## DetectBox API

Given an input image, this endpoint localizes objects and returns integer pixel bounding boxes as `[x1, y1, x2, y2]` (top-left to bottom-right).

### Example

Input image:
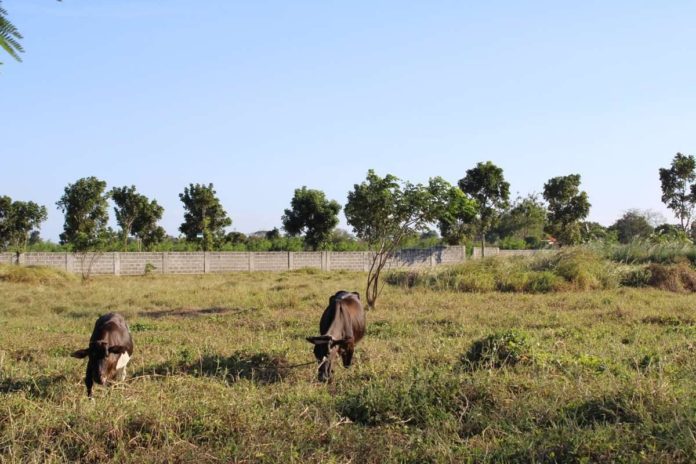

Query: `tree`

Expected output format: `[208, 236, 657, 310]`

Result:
[0, 1, 23, 65]
[0, 195, 47, 260]
[493, 194, 547, 246]
[56, 177, 111, 251]
[609, 210, 654, 244]
[435, 178, 478, 245]
[345, 171, 453, 308]
[659, 153, 696, 233]
[580, 222, 613, 243]
[458, 161, 510, 256]
[282, 187, 341, 250]
[542, 174, 591, 246]
[179, 183, 231, 251]
[111, 185, 165, 250]
[653, 223, 689, 243]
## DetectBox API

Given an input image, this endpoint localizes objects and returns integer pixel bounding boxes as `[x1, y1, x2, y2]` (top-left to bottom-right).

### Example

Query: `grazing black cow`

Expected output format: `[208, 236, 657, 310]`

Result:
[306, 290, 366, 382]
[71, 313, 134, 398]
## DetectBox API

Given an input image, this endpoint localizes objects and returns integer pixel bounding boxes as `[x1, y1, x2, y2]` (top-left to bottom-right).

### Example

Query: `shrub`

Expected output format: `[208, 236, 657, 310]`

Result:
[499, 236, 527, 250]
[385, 270, 423, 288]
[620, 266, 652, 287]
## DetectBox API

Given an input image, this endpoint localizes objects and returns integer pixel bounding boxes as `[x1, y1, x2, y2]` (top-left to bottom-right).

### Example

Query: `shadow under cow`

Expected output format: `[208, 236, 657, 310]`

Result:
[137, 351, 291, 385]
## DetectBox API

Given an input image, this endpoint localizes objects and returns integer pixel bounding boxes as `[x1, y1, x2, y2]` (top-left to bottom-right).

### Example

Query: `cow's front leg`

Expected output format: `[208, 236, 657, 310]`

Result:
[85, 365, 94, 398]
[115, 352, 130, 382]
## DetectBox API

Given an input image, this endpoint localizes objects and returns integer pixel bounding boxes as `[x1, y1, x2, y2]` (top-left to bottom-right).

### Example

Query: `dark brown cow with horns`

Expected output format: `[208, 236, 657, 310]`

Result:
[71, 313, 134, 398]
[306, 290, 366, 382]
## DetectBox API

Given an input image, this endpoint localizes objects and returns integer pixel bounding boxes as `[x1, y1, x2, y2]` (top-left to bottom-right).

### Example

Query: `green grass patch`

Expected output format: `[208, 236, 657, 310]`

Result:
[462, 329, 532, 369]
[1, 270, 695, 462]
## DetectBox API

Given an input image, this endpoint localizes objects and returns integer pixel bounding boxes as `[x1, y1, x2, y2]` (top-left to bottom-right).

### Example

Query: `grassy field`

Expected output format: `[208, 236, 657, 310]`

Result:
[1, 263, 696, 463]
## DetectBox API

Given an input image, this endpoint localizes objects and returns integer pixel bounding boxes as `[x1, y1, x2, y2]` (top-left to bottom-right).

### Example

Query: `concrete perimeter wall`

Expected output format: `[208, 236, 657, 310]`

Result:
[0, 247, 553, 275]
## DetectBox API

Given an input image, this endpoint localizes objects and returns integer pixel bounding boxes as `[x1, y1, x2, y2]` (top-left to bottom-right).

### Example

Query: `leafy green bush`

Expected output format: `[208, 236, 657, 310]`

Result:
[498, 236, 527, 250]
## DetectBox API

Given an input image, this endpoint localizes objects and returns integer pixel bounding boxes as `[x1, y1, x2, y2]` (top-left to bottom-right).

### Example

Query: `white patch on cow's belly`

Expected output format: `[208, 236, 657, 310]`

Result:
[116, 352, 130, 370]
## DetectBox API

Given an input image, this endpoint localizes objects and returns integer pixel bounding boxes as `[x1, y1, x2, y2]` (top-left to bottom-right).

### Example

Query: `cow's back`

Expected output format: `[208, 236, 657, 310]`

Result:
[91, 313, 133, 355]
[341, 295, 365, 343]
[319, 291, 365, 343]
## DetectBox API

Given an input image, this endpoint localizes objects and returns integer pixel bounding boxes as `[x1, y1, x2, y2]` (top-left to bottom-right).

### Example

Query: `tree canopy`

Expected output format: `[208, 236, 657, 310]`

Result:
[542, 174, 591, 246]
[659, 153, 696, 232]
[458, 161, 510, 255]
[179, 183, 232, 251]
[432, 177, 477, 245]
[111, 186, 165, 250]
[609, 210, 654, 244]
[282, 187, 341, 250]
[493, 194, 547, 246]
[56, 177, 111, 251]
[345, 170, 455, 308]
[0, 195, 47, 256]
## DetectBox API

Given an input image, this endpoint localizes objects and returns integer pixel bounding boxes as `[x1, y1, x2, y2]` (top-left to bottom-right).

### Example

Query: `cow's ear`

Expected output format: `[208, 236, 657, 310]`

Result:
[71, 349, 89, 359]
[353, 292, 360, 300]
[108, 345, 128, 354]
[306, 336, 332, 345]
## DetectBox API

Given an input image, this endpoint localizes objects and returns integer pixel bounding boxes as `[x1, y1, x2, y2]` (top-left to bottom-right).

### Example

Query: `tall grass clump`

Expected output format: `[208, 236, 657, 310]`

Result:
[646, 262, 696, 292]
[540, 248, 619, 290]
[598, 240, 696, 265]
[0, 264, 76, 285]
[387, 248, 618, 293]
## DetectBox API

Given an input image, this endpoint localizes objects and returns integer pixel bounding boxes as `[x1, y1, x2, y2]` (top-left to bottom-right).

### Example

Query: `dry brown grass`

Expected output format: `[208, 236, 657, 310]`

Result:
[647, 262, 696, 292]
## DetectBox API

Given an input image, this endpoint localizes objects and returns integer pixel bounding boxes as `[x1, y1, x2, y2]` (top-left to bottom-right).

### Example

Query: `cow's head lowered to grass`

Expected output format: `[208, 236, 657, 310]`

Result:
[71, 313, 134, 397]
[307, 291, 366, 382]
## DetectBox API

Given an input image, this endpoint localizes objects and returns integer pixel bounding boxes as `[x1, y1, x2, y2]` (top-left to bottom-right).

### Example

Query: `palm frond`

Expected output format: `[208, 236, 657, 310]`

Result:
[0, 0, 24, 63]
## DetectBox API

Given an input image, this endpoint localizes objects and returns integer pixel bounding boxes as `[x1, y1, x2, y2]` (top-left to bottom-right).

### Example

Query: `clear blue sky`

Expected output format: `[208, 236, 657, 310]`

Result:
[2, 1, 695, 241]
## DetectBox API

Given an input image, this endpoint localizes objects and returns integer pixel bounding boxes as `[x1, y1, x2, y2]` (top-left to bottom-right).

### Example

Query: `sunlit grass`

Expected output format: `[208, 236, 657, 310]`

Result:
[1, 267, 695, 462]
